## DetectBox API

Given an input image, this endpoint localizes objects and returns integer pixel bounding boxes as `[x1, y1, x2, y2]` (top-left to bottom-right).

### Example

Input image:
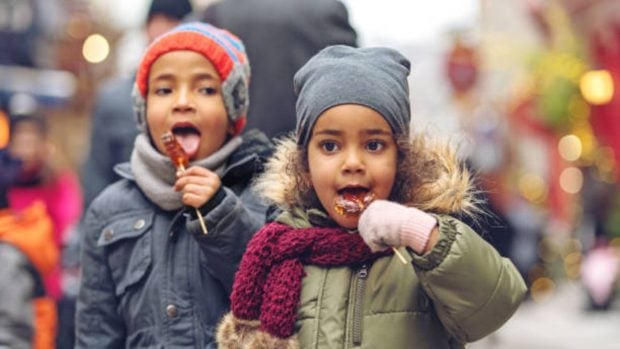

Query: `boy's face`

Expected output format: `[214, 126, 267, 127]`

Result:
[146, 50, 233, 161]
[307, 104, 398, 229]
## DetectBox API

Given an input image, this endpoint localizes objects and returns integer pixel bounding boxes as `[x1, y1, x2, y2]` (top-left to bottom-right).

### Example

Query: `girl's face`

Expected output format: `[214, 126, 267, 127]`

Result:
[307, 104, 398, 229]
[146, 50, 233, 161]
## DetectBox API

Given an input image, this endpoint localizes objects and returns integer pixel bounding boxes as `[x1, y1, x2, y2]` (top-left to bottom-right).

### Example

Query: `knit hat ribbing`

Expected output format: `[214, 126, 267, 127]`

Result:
[132, 22, 250, 135]
[294, 45, 411, 146]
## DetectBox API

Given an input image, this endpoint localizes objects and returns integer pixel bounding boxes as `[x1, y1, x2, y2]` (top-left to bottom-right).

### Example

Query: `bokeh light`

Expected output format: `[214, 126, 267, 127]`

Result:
[0, 110, 9, 148]
[530, 277, 556, 303]
[558, 134, 582, 161]
[82, 34, 110, 64]
[559, 166, 583, 194]
[580, 70, 614, 105]
[518, 173, 548, 203]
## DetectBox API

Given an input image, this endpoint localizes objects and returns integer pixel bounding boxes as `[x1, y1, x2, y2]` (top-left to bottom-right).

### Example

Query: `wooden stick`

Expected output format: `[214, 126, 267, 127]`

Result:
[195, 208, 208, 235]
[179, 164, 208, 235]
[393, 247, 408, 264]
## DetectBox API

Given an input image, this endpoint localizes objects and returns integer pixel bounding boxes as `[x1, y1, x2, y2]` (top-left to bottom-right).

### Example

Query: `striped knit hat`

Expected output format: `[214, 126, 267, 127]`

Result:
[132, 22, 250, 135]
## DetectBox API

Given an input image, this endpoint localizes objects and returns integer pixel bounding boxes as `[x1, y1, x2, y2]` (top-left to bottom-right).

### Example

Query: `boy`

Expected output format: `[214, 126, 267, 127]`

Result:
[76, 22, 272, 348]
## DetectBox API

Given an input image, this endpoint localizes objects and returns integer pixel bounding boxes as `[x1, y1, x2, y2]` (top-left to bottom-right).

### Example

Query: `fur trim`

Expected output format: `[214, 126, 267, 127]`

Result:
[252, 136, 299, 209]
[216, 313, 299, 349]
[253, 133, 481, 217]
[404, 134, 481, 216]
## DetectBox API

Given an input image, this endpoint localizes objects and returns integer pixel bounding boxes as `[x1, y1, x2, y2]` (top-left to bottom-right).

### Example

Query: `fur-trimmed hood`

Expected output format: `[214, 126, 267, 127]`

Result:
[253, 133, 480, 217]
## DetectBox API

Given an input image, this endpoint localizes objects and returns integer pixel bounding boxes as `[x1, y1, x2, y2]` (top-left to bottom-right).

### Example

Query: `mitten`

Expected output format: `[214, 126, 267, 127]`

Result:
[358, 200, 437, 254]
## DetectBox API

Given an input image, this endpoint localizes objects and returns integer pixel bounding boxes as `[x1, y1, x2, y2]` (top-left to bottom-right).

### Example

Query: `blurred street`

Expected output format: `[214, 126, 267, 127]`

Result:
[470, 281, 620, 349]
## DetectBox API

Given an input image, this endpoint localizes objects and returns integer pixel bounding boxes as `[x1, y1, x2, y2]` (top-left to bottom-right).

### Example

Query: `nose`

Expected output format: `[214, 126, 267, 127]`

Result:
[173, 87, 193, 112]
[341, 147, 365, 174]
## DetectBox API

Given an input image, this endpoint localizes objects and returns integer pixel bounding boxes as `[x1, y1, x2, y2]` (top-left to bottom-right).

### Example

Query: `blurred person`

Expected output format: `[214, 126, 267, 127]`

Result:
[578, 167, 620, 310]
[0, 0, 41, 67]
[75, 22, 273, 348]
[0, 147, 58, 349]
[80, 0, 193, 209]
[7, 112, 82, 348]
[196, 0, 358, 139]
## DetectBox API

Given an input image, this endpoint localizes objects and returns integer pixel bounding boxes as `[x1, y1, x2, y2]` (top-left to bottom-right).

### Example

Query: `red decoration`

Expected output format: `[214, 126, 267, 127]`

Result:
[590, 30, 620, 180]
[446, 38, 479, 94]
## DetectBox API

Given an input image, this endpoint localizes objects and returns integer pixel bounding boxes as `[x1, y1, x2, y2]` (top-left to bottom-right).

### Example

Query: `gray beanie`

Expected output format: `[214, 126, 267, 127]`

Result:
[294, 45, 411, 146]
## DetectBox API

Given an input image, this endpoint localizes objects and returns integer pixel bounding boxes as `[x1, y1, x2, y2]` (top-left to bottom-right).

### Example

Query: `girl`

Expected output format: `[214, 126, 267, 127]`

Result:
[217, 45, 526, 348]
[76, 23, 273, 348]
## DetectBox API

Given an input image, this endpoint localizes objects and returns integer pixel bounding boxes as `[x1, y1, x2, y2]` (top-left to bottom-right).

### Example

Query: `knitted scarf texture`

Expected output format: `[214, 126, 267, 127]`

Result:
[130, 133, 242, 210]
[228, 221, 389, 341]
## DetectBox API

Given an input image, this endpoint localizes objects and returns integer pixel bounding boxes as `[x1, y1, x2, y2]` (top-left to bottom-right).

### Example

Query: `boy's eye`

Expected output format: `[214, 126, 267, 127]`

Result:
[366, 140, 385, 152]
[320, 141, 339, 153]
[199, 86, 218, 95]
[153, 87, 172, 95]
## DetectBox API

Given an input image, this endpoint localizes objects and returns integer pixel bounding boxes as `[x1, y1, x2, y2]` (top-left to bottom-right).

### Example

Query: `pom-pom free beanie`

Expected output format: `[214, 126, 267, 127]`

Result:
[132, 22, 250, 135]
[294, 45, 411, 146]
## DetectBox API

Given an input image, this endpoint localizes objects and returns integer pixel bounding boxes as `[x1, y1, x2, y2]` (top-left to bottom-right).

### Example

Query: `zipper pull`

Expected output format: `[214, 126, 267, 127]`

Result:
[358, 264, 368, 279]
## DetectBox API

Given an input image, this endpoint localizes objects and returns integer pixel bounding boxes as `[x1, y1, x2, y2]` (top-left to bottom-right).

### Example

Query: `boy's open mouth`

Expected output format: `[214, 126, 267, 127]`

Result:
[172, 124, 201, 158]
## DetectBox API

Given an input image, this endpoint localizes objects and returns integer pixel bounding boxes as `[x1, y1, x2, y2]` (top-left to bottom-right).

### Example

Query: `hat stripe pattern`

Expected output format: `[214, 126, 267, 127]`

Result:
[132, 22, 250, 135]
[182, 24, 246, 64]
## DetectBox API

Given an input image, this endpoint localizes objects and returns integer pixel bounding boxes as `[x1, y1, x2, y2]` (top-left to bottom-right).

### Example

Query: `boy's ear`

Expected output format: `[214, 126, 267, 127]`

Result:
[227, 122, 235, 136]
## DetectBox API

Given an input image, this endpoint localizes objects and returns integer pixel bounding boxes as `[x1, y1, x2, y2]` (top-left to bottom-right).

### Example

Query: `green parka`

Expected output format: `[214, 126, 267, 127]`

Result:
[279, 210, 525, 348]
[218, 135, 527, 349]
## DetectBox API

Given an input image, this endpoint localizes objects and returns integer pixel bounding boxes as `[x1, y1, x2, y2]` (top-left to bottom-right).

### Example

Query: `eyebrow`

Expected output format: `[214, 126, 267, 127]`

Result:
[313, 128, 393, 136]
[150, 72, 219, 83]
[193, 73, 219, 82]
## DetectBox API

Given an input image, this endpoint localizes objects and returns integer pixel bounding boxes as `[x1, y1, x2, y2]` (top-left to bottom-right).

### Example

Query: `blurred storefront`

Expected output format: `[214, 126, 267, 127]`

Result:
[463, 0, 620, 306]
[0, 0, 123, 169]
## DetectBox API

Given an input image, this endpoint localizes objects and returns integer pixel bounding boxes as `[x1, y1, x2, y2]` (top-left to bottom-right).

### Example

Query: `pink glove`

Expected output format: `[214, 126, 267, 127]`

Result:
[358, 200, 437, 254]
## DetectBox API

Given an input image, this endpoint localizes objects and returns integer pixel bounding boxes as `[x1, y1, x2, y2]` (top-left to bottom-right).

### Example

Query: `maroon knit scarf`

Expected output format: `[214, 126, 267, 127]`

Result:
[230, 221, 389, 339]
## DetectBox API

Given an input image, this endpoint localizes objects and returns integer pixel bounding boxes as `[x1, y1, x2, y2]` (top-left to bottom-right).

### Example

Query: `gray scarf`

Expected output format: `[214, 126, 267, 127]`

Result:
[130, 133, 242, 210]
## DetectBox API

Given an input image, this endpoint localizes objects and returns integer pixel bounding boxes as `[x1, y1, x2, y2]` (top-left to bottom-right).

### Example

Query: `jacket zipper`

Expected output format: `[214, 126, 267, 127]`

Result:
[352, 264, 368, 346]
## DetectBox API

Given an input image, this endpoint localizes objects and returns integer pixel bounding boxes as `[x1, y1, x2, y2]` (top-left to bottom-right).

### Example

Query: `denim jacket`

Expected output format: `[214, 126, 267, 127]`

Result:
[76, 130, 272, 348]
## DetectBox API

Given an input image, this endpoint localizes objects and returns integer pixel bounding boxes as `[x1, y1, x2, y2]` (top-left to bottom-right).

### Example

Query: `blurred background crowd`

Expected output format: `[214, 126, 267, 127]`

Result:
[0, 0, 619, 348]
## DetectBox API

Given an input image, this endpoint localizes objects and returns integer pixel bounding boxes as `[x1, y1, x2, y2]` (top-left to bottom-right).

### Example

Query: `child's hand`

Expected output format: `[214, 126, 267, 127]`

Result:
[358, 200, 437, 254]
[173, 166, 222, 209]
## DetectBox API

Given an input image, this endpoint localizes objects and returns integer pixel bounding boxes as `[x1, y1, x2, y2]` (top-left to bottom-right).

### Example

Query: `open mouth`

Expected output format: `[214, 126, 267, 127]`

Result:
[172, 123, 201, 159]
[337, 186, 369, 199]
[334, 187, 375, 216]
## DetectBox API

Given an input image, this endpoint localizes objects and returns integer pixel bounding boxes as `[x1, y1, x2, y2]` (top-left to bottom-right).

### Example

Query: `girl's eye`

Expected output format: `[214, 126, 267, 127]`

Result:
[320, 141, 339, 153]
[367, 140, 385, 152]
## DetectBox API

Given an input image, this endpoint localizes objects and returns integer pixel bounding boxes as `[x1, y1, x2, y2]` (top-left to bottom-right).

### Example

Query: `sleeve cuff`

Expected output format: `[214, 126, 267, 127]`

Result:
[195, 186, 226, 217]
[401, 208, 437, 254]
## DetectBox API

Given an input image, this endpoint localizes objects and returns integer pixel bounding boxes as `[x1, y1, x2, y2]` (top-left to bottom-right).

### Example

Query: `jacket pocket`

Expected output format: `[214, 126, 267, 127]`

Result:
[97, 211, 154, 296]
